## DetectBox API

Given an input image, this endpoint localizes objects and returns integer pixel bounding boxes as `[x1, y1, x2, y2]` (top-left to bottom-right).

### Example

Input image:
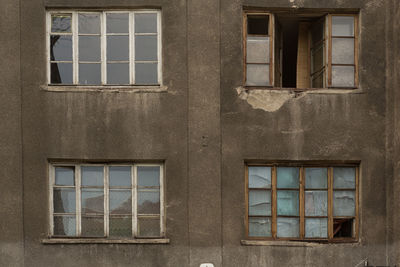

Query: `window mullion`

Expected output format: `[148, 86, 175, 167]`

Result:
[73, 12, 79, 84]
[328, 167, 333, 240]
[49, 164, 55, 236]
[159, 164, 165, 236]
[133, 165, 138, 237]
[272, 166, 277, 239]
[101, 12, 107, 85]
[327, 14, 332, 87]
[299, 167, 305, 239]
[157, 11, 162, 85]
[76, 165, 82, 236]
[130, 12, 135, 84]
[104, 166, 109, 237]
[269, 13, 274, 87]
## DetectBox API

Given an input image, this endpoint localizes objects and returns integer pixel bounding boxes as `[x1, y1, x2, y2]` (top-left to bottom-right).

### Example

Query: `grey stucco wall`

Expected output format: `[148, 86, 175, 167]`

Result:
[0, 0, 398, 266]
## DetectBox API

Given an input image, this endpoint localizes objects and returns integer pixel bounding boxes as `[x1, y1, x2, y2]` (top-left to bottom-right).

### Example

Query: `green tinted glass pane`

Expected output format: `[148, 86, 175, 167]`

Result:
[277, 217, 299, 238]
[277, 167, 299, 188]
[249, 190, 271, 216]
[248, 166, 271, 188]
[334, 167, 356, 189]
[277, 190, 299, 216]
[333, 191, 355, 216]
[305, 168, 327, 189]
[248, 217, 271, 237]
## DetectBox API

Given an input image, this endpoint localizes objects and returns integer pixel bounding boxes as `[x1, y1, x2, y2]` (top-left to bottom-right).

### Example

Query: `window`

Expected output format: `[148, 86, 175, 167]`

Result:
[47, 10, 162, 86]
[245, 164, 359, 242]
[243, 11, 358, 89]
[49, 163, 164, 239]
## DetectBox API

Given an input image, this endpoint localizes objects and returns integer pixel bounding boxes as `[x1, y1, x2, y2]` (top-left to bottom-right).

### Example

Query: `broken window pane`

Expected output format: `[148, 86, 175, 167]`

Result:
[109, 216, 132, 237]
[247, 15, 269, 35]
[135, 13, 158, 33]
[334, 167, 356, 189]
[135, 63, 158, 84]
[81, 188, 104, 214]
[332, 38, 354, 64]
[53, 188, 76, 213]
[54, 215, 76, 236]
[55, 166, 75, 186]
[106, 13, 129, 33]
[109, 190, 132, 214]
[332, 66, 355, 87]
[79, 63, 101, 84]
[138, 190, 160, 214]
[305, 168, 327, 189]
[81, 216, 104, 237]
[277, 190, 299, 216]
[334, 218, 354, 238]
[305, 191, 327, 216]
[249, 166, 271, 188]
[137, 166, 160, 187]
[249, 190, 271, 216]
[79, 36, 101, 62]
[81, 166, 104, 186]
[277, 217, 299, 238]
[78, 13, 100, 34]
[246, 37, 269, 64]
[246, 64, 269, 86]
[333, 191, 355, 216]
[51, 14, 71, 33]
[277, 167, 299, 188]
[135, 35, 158, 61]
[107, 36, 129, 61]
[109, 166, 131, 187]
[51, 63, 73, 84]
[248, 217, 271, 237]
[50, 35, 72, 61]
[107, 63, 129, 84]
[137, 217, 160, 237]
[332, 16, 354, 37]
[305, 218, 328, 238]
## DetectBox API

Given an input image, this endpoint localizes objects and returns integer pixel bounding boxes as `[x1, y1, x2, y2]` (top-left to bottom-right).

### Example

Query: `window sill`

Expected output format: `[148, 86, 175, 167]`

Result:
[243, 86, 363, 94]
[42, 238, 170, 244]
[41, 85, 168, 93]
[241, 239, 360, 247]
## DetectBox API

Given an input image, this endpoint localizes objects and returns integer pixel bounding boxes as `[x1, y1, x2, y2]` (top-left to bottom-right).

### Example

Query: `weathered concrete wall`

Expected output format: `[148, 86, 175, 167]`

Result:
[0, 0, 24, 266]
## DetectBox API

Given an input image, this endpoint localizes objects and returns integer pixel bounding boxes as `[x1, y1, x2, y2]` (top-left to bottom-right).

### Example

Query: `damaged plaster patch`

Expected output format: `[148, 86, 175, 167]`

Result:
[236, 87, 304, 112]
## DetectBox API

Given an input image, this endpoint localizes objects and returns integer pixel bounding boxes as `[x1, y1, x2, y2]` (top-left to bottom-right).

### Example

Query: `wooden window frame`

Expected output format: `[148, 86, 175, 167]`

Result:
[243, 10, 359, 90]
[46, 10, 162, 86]
[245, 163, 359, 243]
[49, 162, 165, 239]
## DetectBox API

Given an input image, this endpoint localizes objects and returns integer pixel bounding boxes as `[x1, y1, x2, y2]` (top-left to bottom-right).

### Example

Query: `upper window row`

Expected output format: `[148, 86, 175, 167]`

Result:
[47, 11, 161, 86]
[244, 11, 359, 89]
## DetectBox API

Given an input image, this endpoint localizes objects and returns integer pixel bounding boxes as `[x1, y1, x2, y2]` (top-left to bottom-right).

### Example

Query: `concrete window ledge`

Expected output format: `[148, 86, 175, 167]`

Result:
[42, 238, 170, 244]
[241, 240, 360, 247]
[41, 85, 168, 93]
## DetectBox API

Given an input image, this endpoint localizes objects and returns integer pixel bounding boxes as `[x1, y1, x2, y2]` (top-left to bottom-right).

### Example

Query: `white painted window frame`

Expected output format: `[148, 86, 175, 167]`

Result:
[49, 163, 165, 239]
[46, 10, 162, 86]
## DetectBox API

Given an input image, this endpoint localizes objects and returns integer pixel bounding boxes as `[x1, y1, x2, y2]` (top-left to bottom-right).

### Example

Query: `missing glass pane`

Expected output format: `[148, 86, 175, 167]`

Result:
[247, 15, 269, 35]
[333, 218, 354, 238]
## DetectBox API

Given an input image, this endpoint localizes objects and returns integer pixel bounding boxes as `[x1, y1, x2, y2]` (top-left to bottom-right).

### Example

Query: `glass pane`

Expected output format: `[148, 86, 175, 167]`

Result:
[53, 188, 76, 213]
[311, 19, 324, 45]
[332, 16, 354, 37]
[334, 167, 356, 189]
[277, 217, 299, 238]
[312, 72, 324, 88]
[79, 36, 101, 61]
[109, 190, 132, 214]
[81, 166, 104, 186]
[247, 15, 269, 35]
[50, 35, 72, 61]
[135, 13, 158, 33]
[107, 63, 129, 84]
[332, 38, 354, 64]
[138, 190, 160, 214]
[311, 45, 324, 72]
[107, 13, 129, 33]
[54, 215, 75, 236]
[277, 190, 299, 216]
[248, 166, 271, 188]
[51, 63, 73, 84]
[137, 166, 160, 187]
[107, 36, 129, 61]
[78, 13, 100, 34]
[79, 63, 101, 85]
[305, 168, 327, 189]
[81, 189, 104, 214]
[246, 64, 269, 86]
[81, 216, 104, 237]
[137, 217, 160, 237]
[248, 217, 271, 237]
[277, 167, 299, 188]
[51, 14, 71, 33]
[249, 190, 271, 216]
[246, 37, 269, 64]
[109, 166, 131, 187]
[135, 35, 158, 61]
[305, 191, 327, 216]
[135, 63, 158, 85]
[55, 166, 75, 186]
[332, 66, 355, 87]
[109, 216, 132, 237]
[305, 218, 328, 238]
[333, 191, 356, 216]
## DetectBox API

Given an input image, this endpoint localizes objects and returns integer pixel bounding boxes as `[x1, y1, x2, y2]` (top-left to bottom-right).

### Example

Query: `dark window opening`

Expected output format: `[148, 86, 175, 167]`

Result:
[247, 15, 269, 35]
[333, 218, 354, 238]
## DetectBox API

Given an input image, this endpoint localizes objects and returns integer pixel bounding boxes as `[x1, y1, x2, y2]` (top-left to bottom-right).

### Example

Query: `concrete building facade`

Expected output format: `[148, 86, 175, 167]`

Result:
[0, 0, 399, 266]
